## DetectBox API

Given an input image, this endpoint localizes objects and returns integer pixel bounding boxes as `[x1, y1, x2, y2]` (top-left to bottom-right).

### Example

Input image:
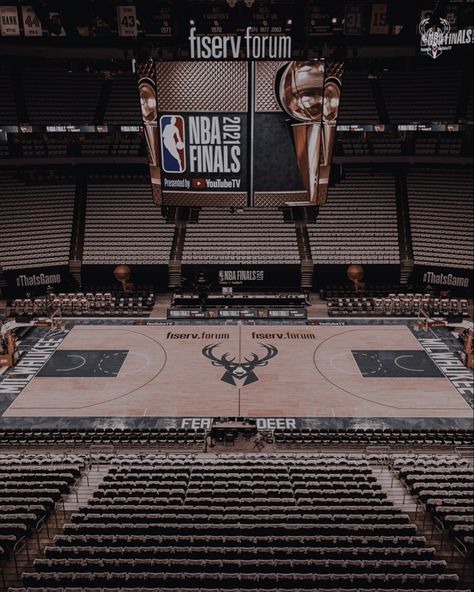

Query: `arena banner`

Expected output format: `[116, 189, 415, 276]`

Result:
[3, 266, 70, 296]
[0, 6, 20, 36]
[370, 3, 389, 34]
[136, 62, 162, 205]
[117, 5, 138, 37]
[414, 265, 473, 294]
[309, 4, 333, 36]
[47, 11, 65, 36]
[21, 6, 42, 37]
[182, 264, 300, 289]
[418, 11, 473, 59]
[218, 268, 266, 286]
[344, 2, 370, 35]
[144, 2, 172, 37]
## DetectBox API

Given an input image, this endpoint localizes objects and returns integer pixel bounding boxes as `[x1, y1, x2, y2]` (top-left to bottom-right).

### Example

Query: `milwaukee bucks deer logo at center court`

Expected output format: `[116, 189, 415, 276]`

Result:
[202, 343, 278, 386]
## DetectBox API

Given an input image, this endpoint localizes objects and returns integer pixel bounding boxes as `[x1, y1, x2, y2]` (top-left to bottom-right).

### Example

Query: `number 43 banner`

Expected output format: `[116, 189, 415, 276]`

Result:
[117, 6, 137, 37]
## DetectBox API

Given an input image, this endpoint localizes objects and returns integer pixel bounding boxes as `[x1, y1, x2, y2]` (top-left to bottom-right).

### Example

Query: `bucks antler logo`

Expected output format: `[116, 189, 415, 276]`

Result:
[202, 342, 278, 386]
[419, 17, 451, 59]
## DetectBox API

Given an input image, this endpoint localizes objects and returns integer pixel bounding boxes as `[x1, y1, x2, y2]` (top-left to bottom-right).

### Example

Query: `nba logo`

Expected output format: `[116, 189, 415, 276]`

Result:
[160, 115, 186, 173]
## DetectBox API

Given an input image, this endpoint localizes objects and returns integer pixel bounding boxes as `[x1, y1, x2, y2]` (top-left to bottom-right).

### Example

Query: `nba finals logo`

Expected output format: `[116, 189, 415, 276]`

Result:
[160, 115, 186, 173]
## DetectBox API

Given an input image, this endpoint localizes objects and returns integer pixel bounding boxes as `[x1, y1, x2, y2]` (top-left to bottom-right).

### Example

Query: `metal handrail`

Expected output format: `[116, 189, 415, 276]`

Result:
[34, 515, 48, 549]
[13, 535, 28, 573]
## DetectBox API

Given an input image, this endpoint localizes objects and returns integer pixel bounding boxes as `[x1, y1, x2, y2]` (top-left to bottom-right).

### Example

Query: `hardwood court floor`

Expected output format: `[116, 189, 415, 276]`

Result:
[4, 324, 471, 419]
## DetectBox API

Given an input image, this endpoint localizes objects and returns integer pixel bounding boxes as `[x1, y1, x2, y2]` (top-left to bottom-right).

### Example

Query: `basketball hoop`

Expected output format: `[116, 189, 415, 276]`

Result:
[416, 307, 431, 331]
[416, 306, 445, 331]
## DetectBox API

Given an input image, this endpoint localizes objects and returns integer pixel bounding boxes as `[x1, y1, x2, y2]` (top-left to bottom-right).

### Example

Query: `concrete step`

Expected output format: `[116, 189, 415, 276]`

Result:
[370, 463, 418, 513]
[64, 465, 110, 511]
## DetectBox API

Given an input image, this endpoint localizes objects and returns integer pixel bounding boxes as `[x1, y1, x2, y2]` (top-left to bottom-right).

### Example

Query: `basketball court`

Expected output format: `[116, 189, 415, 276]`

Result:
[3, 323, 471, 420]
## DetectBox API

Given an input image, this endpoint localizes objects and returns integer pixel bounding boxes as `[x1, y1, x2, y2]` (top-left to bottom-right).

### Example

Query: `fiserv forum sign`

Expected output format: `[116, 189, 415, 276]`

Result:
[189, 26, 291, 59]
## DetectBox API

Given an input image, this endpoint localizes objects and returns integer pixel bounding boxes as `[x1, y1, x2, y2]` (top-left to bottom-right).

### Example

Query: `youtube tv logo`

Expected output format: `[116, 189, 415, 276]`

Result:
[192, 178, 207, 189]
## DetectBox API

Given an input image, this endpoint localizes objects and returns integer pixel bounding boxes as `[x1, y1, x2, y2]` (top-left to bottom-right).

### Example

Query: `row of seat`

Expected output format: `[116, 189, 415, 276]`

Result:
[338, 134, 466, 157]
[322, 284, 416, 299]
[408, 169, 473, 270]
[44, 544, 438, 560]
[0, 429, 205, 447]
[308, 170, 400, 265]
[23, 455, 457, 590]
[21, 570, 463, 588]
[0, 173, 75, 270]
[0, 455, 84, 560]
[182, 208, 300, 265]
[273, 429, 474, 448]
[327, 295, 469, 317]
[10, 291, 155, 317]
[52, 533, 431, 548]
[31, 557, 448, 573]
[2, 133, 145, 160]
[10, 588, 474, 592]
[83, 181, 174, 265]
[391, 455, 474, 552]
[0, 428, 471, 448]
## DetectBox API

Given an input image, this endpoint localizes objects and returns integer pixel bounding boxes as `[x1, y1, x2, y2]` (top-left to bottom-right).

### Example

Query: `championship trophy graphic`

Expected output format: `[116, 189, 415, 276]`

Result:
[319, 61, 344, 204]
[136, 63, 162, 204]
[276, 60, 343, 205]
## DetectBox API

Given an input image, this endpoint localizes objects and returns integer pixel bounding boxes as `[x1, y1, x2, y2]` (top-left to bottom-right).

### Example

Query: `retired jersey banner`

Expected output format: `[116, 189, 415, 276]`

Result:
[21, 6, 42, 37]
[117, 5, 137, 37]
[0, 6, 20, 36]
[370, 3, 389, 34]
[344, 2, 368, 35]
